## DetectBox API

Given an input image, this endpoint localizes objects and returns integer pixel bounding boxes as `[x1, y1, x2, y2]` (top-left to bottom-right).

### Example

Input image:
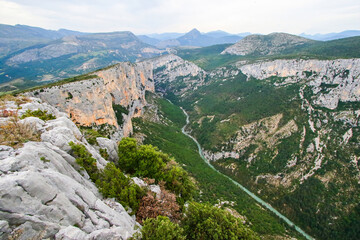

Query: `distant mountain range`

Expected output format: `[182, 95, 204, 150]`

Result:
[0, 24, 85, 58]
[0, 26, 165, 91]
[300, 30, 360, 41]
[138, 29, 250, 48]
[0, 23, 359, 93]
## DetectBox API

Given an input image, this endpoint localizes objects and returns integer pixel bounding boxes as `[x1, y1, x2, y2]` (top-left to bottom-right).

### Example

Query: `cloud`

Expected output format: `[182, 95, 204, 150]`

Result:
[0, 0, 359, 34]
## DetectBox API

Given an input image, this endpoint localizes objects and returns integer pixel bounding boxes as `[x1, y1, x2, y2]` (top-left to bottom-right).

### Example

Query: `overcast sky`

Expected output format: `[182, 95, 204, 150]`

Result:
[0, 0, 359, 35]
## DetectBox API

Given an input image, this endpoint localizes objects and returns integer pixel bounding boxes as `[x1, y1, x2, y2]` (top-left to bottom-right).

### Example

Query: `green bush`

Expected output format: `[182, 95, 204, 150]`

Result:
[117, 137, 195, 204]
[118, 138, 168, 178]
[182, 202, 259, 240]
[69, 141, 99, 182]
[138, 216, 186, 240]
[96, 162, 145, 213]
[99, 148, 109, 160]
[80, 128, 104, 145]
[20, 109, 56, 121]
[69, 141, 145, 213]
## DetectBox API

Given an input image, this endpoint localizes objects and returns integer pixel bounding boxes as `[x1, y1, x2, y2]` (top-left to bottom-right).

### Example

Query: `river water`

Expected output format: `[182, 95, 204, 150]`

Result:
[180, 107, 314, 240]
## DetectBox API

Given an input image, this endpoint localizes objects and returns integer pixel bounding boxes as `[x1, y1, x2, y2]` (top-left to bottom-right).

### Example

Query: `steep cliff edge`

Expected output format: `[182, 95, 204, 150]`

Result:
[0, 97, 138, 239]
[29, 61, 154, 140]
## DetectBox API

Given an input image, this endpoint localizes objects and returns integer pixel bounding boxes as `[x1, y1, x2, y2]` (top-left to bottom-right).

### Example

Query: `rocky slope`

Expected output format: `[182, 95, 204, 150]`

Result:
[221, 32, 314, 56]
[0, 97, 139, 239]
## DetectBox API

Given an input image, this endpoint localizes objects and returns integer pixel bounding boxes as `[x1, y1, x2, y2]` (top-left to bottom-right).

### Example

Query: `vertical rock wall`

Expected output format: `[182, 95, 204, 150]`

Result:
[31, 61, 154, 139]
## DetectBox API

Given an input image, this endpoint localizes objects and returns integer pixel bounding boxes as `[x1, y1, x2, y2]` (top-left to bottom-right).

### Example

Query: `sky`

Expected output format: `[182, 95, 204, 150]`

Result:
[0, 0, 359, 35]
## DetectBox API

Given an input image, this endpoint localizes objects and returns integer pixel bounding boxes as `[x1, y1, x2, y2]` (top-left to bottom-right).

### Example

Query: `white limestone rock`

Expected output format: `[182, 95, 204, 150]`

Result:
[55, 226, 88, 240]
[96, 137, 119, 162]
[0, 98, 139, 239]
[0, 145, 15, 160]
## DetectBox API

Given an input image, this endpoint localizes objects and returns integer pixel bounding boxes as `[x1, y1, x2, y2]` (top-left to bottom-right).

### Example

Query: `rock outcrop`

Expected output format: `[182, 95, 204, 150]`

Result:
[238, 58, 360, 109]
[221, 32, 314, 56]
[150, 54, 207, 94]
[0, 98, 138, 239]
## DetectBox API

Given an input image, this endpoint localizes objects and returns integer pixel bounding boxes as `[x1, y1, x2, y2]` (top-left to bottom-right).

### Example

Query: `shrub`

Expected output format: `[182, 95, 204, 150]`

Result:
[95, 162, 145, 213]
[117, 138, 196, 204]
[69, 141, 99, 182]
[80, 128, 104, 145]
[66, 92, 73, 100]
[182, 202, 259, 240]
[0, 94, 31, 106]
[163, 162, 196, 206]
[99, 148, 109, 160]
[20, 109, 55, 121]
[137, 216, 186, 240]
[136, 182, 181, 224]
[117, 138, 168, 178]
[0, 113, 40, 148]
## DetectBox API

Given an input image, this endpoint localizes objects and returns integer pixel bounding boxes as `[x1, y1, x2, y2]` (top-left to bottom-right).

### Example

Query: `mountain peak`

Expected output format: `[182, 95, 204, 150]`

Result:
[222, 32, 314, 56]
[184, 28, 201, 37]
[189, 28, 200, 34]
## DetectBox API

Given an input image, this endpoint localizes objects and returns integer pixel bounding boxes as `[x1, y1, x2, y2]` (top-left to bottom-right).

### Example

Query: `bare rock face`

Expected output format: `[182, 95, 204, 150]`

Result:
[238, 58, 360, 109]
[150, 54, 207, 94]
[0, 98, 138, 239]
[221, 33, 313, 56]
[30, 61, 154, 140]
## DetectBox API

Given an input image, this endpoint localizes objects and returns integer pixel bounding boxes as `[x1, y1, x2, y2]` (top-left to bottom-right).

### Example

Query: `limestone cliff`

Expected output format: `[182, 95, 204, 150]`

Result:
[30, 61, 154, 140]
[238, 58, 360, 109]
[150, 54, 207, 95]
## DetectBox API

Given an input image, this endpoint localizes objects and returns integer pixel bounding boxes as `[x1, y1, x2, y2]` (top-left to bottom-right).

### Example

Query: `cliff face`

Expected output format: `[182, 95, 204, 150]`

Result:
[239, 58, 360, 109]
[31, 61, 154, 139]
[150, 54, 207, 94]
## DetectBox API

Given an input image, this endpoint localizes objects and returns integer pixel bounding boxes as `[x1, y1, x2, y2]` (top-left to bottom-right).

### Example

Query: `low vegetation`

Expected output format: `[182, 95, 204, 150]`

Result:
[20, 109, 56, 121]
[117, 137, 196, 206]
[0, 112, 41, 148]
[136, 216, 186, 240]
[137, 203, 259, 240]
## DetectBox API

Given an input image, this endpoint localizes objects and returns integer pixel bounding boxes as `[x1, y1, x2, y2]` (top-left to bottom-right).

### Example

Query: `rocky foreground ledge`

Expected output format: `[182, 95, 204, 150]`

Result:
[0, 97, 140, 239]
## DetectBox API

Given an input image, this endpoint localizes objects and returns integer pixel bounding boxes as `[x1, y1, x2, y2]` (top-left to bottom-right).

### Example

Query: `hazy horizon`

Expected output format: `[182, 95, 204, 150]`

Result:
[0, 0, 359, 35]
